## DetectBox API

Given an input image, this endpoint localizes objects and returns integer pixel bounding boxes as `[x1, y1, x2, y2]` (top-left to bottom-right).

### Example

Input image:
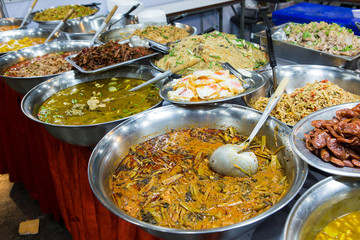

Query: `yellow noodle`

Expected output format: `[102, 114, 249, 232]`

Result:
[154, 31, 268, 75]
[252, 80, 360, 125]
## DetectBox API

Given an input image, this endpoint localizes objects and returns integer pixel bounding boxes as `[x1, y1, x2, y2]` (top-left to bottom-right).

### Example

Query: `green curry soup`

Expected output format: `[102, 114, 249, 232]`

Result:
[37, 77, 161, 125]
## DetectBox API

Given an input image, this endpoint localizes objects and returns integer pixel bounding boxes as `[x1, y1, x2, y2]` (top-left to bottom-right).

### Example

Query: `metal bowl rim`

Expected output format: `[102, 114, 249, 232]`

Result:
[283, 175, 359, 239]
[88, 103, 308, 234]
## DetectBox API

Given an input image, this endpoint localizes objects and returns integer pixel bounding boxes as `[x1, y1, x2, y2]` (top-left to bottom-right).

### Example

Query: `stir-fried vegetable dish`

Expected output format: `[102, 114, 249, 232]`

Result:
[111, 127, 288, 229]
[283, 21, 360, 56]
[0, 37, 47, 53]
[130, 25, 191, 44]
[253, 80, 360, 125]
[37, 77, 161, 125]
[3, 51, 76, 77]
[154, 31, 268, 75]
[314, 211, 360, 239]
[33, 5, 97, 21]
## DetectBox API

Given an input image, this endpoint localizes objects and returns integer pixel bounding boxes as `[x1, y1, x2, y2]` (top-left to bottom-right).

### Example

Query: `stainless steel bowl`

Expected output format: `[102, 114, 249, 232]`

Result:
[21, 65, 165, 146]
[0, 28, 63, 56]
[98, 22, 197, 43]
[0, 17, 30, 30]
[283, 176, 360, 240]
[254, 23, 360, 70]
[88, 104, 308, 240]
[243, 65, 360, 126]
[0, 40, 91, 95]
[290, 101, 360, 177]
[61, 14, 137, 41]
[29, 4, 99, 30]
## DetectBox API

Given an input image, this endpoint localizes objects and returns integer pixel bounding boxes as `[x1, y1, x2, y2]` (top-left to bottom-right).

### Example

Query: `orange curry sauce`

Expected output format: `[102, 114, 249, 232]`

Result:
[111, 127, 288, 229]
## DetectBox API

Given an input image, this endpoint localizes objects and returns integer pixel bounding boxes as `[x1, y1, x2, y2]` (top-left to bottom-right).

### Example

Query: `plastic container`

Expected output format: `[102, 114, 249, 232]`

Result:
[138, 9, 166, 23]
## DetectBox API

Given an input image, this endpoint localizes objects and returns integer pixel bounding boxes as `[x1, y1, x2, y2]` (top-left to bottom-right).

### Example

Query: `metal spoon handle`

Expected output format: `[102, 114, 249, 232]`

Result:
[20, 0, 38, 28]
[242, 76, 290, 150]
[221, 62, 252, 89]
[45, 9, 74, 43]
[90, 5, 118, 45]
[108, 3, 139, 30]
[129, 58, 200, 92]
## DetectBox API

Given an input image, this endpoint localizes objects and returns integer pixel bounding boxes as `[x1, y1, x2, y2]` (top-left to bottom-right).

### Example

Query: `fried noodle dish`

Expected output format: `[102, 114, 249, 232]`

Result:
[110, 127, 288, 229]
[130, 25, 190, 44]
[304, 103, 360, 168]
[253, 80, 360, 125]
[154, 31, 268, 75]
[284, 21, 360, 57]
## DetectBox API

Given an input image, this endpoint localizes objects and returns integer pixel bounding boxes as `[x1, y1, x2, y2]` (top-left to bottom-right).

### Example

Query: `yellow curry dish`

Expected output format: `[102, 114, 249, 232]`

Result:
[0, 37, 48, 53]
[33, 5, 98, 21]
[110, 127, 288, 229]
[37, 77, 161, 125]
[314, 211, 360, 240]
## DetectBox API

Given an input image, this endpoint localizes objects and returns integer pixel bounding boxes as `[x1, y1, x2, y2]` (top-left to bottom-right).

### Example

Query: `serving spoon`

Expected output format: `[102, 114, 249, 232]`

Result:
[107, 3, 140, 30]
[129, 58, 200, 91]
[89, 5, 118, 45]
[209, 76, 290, 177]
[221, 62, 253, 89]
[45, 9, 75, 43]
[19, 0, 38, 29]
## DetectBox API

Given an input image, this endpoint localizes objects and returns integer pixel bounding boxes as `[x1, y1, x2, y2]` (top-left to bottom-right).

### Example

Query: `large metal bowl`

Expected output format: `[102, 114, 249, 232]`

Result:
[0, 28, 63, 56]
[243, 65, 360, 126]
[61, 14, 137, 41]
[283, 176, 360, 240]
[21, 65, 165, 146]
[29, 4, 99, 30]
[0, 40, 91, 95]
[0, 17, 30, 30]
[98, 22, 197, 44]
[290, 101, 360, 177]
[88, 104, 308, 240]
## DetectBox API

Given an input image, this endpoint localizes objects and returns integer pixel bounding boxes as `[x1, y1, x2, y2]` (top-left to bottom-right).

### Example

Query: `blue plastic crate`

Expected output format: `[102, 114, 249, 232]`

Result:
[272, 2, 360, 35]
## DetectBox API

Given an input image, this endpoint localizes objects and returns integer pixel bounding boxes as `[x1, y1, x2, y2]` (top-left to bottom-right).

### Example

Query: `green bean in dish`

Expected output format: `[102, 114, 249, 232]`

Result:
[37, 77, 161, 125]
[33, 5, 98, 21]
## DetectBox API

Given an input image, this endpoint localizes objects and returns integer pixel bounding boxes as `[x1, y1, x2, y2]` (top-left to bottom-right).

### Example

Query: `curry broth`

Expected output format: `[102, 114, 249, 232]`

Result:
[111, 127, 288, 229]
[37, 77, 161, 125]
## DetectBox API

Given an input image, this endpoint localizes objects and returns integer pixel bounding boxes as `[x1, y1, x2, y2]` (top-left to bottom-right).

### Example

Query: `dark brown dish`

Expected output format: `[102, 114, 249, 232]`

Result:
[72, 40, 155, 71]
[304, 103, 360, 168]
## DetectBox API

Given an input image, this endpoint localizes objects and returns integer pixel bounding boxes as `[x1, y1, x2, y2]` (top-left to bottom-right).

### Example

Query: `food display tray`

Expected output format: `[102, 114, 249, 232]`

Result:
[253, 23, 360, 70]
[65, 40, 160, 74]
[98, 22, 197, 44]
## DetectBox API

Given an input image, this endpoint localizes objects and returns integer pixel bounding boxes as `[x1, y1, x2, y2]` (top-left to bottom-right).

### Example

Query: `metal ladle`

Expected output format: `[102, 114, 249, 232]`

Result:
[45, 9, 75, 43]
[89, 5, 118, 45]
[19, 0, 37, 29]
[209, 76, 290, 177]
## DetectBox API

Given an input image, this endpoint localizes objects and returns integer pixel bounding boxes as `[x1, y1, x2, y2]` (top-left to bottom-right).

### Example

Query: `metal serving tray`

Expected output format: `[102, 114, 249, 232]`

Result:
[98, 22, 197, 44]
[253, 23, 360, 70]
[65, 39, 160, 74]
